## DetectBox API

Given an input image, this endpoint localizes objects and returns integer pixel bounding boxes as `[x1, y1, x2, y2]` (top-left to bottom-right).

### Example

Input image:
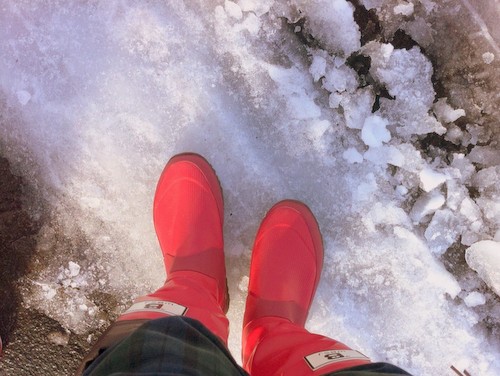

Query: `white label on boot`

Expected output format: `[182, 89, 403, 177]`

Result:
[304, 350, 370, 370]
[123, 301, 188, 316]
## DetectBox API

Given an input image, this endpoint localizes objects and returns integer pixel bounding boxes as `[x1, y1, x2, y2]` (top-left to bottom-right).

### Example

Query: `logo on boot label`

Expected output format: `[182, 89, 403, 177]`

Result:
[304, 350, 370, 370]
[124, 301, 188, 316]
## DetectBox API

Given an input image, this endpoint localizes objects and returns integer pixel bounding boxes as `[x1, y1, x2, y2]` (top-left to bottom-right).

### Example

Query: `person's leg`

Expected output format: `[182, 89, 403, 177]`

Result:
[83, 316, 248, 376]
[242, 200, 372, 376]
[77, 153, 230, 374]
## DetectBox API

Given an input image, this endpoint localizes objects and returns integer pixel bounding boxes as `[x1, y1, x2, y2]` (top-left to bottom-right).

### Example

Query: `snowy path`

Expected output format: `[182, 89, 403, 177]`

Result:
[0, 1, 499, 375]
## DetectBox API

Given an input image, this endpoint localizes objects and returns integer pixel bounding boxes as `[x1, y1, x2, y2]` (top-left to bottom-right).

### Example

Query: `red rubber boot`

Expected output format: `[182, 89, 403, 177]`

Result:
[242, 200, 371, 375]
[118, 153, 229, 344]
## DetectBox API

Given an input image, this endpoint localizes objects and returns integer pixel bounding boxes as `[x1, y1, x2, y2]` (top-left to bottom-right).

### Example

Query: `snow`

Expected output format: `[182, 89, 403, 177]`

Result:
[0, 0, 499, 375]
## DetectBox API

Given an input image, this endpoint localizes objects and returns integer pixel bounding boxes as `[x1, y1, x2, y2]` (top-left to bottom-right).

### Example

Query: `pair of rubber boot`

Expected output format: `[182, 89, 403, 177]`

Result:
[117, 153, 371, 375]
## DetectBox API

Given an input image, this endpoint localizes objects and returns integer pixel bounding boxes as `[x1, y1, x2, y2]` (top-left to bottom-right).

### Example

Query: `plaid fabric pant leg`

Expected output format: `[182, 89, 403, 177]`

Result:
[82, 316, 248, 376]
[81, 316, 411, 376]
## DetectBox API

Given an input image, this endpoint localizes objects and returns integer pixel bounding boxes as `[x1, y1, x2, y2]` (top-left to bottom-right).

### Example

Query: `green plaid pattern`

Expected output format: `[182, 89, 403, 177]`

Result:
[82, 316, 410, 376]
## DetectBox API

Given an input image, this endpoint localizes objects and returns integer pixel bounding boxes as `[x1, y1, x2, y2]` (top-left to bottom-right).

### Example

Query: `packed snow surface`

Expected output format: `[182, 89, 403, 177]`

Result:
[0, 0, 499, 375]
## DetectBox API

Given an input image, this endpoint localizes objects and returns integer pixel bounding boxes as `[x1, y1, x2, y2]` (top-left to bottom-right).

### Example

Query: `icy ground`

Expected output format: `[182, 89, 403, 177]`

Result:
[0, 0, 499, 375]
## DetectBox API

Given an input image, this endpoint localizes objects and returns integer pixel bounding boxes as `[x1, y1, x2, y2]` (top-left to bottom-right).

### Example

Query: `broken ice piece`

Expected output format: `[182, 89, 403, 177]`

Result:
[68, 261, 81, 277]
[410, 190, 445, 223]
[41, 284, 58, 300]
[393, 2, 414, 16]
[343, 147, 363, 164]
[424, 209, 460, 256]
[482, 52, 495, 64]
[224, 0, 243, 20]
[308, 119, 330, 142]
[464, 291, 486, 307]
[465, 240, 500, 297]
[309, 54, 327, 82]
[433, 98, 465, 123]
[396, 185, 408, 195]
[79, 304, 89, 311]
[361, 115, 391, 147]
[48, 331, 70, 346]
[419, 167, 447, 192]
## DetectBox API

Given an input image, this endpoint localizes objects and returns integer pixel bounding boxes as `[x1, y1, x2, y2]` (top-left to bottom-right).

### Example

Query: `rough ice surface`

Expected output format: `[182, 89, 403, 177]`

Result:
[466, 241, 500, 297]
[0, 0, 499, 375]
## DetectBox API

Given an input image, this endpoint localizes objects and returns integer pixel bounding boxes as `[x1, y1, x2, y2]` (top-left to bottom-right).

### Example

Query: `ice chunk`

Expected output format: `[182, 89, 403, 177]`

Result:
[364, 145, 404, 167]
[419, 0, 437, 13]
[67, 261, 81, 277]
[309, 54, 327, 82]
[48, 331, 70, 346]
[241, 13, 261, 35]
[396, 185, 408, 195]
[404, 17, 434, 48]
[307, 119, 330, 142]
[466, 124, 491, 146]
[237, 0, 272, 16]
[424, 209, 461, 256]
[342, 87, 375, 129]
[360, 0, 384, 9]
[393, 2, 414, 16]
[364, 202, 412, 232]
[450, 153, 475, 183]
[433, 98, 466, 123]
[444, 124, 463, 145]
[40, 283, 58, 300]
[225, 1, 243, 20]
[322, 64, 358, 93]
[343, 147, 363, 164]
[328, 92, 342, 109]
[354, 173, 377, 202]
[266, 65, 321, 119]
[369, 46, 434, 109]
[464, 291, 486, 307]
[446, 179, 468, 211]
[366, 45, 445, 138]
[473, 166, 499, 191]
[410, 190, 446, 223]
[361, 115, 391, 147]
[419, 167, 448, 192]
[474, 197, 500, 231]
[468, 146, 500, 166]
[17, 90, 32, 105]
[459, 197, 482, 222]
[396, 143, 424, 173]
[482, 52, 495, 64]
[292, 0, 361, 56]
[465, 240, 500, 296]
